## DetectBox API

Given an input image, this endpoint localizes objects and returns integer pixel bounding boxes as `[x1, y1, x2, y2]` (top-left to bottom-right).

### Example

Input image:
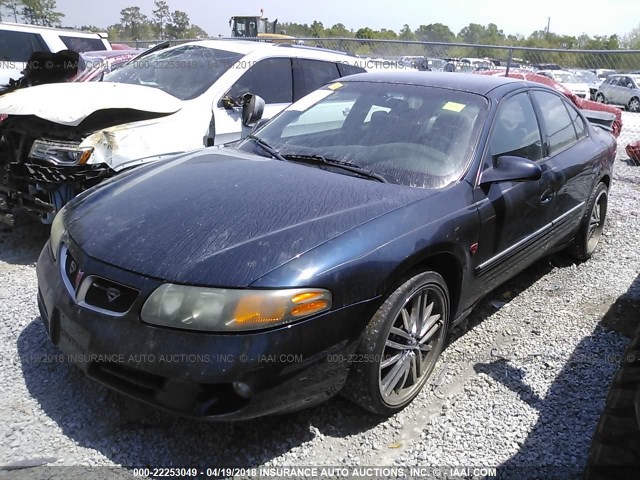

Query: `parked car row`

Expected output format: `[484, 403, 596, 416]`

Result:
[0, 40, 366, 224]
[0, 28, 622, 421]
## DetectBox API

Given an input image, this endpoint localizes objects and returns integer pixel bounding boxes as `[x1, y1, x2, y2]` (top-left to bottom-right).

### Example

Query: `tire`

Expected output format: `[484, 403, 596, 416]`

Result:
[570, 182, 608, 261]
[596, 93, 606, 104]
[628, 97, 640, 113]
[342, 271, 450, 416]
[583, 335, 640, 479]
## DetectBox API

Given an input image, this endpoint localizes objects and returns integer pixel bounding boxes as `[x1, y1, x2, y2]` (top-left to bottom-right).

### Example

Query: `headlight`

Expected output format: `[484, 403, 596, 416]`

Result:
[141, 285, 332, 332]
[49, 207, 66, 261]
[29, 139, 94, 165]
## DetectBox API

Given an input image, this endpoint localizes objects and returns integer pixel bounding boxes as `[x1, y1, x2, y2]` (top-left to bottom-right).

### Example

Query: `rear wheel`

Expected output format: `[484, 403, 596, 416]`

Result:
[342, 271, 450, 415]
[596, 93, 606, 103]
[570, 182, 608, 261]
[628, 97, 640, 113]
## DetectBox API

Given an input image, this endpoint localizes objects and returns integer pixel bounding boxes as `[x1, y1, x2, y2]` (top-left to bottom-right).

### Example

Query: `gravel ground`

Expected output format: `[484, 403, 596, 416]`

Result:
[1, 113, 639, 479]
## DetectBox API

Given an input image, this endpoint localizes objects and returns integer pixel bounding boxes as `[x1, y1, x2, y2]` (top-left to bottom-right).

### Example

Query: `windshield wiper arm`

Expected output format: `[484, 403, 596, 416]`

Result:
[282, 154, 387, 183]
[246, 135, 286, 161]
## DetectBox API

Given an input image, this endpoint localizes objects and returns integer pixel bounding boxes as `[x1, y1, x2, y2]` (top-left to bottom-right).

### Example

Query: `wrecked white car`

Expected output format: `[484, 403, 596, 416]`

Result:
[0, 40, 364, 224]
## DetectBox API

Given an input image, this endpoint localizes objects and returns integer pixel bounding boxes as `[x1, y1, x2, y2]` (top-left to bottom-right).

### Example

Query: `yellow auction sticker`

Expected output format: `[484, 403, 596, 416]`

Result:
[327, 82, 344, 90]
[442, 101, 466, 112]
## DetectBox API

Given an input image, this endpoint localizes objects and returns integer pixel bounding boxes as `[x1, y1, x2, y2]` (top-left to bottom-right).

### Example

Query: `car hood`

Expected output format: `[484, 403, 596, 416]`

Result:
[65, 148, 431, 287]
[0, 82, 182, 126]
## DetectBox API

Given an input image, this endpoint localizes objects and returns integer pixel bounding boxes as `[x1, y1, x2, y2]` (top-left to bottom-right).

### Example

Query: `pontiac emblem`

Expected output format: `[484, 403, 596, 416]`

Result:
[106, 288, 121, 303]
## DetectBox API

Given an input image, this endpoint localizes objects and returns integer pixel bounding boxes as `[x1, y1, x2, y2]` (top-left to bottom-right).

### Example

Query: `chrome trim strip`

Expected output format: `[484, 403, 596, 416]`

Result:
[477, 201, 586, 273]
[76, 275, 130, 318]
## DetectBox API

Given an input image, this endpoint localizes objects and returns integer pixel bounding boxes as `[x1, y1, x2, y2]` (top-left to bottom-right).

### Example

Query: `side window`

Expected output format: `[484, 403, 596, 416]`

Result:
[337, 63, 366, 77]
[0, 30, 48, 62]
[532, 91, 578, 155]
[227, 58, 293, 104]
[566, 102, 586, 139]
[607, 77, 619, 87]
[489, 92, 542, 161]
[60, 36, 107, 52]
[294, 59, 340, 101]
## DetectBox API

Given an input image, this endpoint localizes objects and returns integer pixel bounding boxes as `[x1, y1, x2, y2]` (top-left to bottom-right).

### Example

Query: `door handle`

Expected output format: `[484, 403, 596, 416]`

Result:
[540, 189, 555, 204]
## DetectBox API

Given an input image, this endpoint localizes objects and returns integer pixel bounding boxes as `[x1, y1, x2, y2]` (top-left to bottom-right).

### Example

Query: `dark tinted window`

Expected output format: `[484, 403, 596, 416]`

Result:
[337, 62, 366, 77]
[227, 58, 293, 104]
[532, 91, 578, 155]
[294, 59, 340, 101]
[618, 76, 632, 88]
[566, 102, 586, 139]
[60, 36, 106, 52]
[0, 30, 47, 61]
[489, 93, 542, 161]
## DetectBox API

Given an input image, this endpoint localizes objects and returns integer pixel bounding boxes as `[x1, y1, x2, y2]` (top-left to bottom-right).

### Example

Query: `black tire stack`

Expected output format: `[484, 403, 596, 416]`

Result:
[584, 333, 640, 479]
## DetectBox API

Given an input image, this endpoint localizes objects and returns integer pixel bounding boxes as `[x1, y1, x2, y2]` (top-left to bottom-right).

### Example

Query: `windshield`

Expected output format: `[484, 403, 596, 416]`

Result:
[552, 71, 580, 83]
[240, 82, 488, 189]
[573, 70, 599, 83]
[103, 45, 243, 100]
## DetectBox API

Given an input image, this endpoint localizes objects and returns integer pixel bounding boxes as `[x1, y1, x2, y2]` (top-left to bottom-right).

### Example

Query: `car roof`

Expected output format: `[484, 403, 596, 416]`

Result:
[339, 71, 527, 95]
[0, 21, 106, 38]
[177, 39, 356, 60]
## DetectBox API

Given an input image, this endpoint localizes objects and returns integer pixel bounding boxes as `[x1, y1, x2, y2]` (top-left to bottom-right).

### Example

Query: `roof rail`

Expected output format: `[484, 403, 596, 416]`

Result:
[275, 43, 349, 56]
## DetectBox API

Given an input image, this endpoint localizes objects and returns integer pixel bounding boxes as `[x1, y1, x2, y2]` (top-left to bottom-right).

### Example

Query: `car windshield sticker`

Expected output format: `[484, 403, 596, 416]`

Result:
[328, 82, 344, 90]
[288, 89, 334, 111]
[442, 101, 466, 112]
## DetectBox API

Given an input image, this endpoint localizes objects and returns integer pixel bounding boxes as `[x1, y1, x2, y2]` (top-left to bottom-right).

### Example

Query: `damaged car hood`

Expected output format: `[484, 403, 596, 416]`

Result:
[65, 148, 430, 287]
[0, 82, 182, 126]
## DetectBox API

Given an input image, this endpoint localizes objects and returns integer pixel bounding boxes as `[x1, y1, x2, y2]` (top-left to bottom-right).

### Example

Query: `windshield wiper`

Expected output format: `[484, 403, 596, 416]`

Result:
[246, 135, 286, 161]
[282, 154, 388, 183]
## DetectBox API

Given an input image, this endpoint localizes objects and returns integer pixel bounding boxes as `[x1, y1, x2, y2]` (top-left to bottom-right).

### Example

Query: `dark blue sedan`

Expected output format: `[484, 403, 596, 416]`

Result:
[36, 72, 616, 419]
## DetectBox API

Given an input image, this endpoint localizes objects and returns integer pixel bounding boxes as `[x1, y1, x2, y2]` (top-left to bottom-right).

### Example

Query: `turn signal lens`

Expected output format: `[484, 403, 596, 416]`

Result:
[141, 285, 332, 332]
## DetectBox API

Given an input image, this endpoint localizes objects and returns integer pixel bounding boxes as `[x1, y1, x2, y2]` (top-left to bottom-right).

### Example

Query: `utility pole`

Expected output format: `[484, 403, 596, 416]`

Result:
[545, 17, 551, 39]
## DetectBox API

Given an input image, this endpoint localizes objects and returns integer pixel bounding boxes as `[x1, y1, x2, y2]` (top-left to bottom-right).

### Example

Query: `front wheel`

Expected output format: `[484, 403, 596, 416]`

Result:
[628, 97, 640, 113]
[596, 93, 606, 104]
[570, 182, 608, 261]
[342, 271, 450, 415]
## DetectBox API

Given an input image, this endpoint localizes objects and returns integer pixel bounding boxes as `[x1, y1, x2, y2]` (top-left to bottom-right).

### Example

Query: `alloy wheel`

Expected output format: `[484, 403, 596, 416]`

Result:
[629, 98, 640, 113]
[378, 284, 446, 406]
[596, 94, 605, 103]
[587, 190, 607, 254]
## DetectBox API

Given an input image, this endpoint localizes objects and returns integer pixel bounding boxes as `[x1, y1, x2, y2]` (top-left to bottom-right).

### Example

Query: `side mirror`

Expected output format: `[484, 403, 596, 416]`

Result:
[242, 93, 265, 126]
[480, 155, 542, 185]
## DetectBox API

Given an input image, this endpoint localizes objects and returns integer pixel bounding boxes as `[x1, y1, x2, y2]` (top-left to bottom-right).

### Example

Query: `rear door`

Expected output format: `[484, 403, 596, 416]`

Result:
[530, 90, 600, 247]
[292, 59, 340, 101]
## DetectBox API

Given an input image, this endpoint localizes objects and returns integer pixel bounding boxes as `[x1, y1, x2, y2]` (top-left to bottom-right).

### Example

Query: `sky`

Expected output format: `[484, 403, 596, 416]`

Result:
[54, 0, 640, 39]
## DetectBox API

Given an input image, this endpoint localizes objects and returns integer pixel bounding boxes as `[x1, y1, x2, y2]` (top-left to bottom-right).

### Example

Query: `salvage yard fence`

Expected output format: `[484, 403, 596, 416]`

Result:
[120, 37, 640, 161]
[124, 37, 640, 72]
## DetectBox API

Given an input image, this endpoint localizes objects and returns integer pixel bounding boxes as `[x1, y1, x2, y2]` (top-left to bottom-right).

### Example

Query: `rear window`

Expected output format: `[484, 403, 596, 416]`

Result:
[0, 30, 48, 62]
[60, 36, 107, 53]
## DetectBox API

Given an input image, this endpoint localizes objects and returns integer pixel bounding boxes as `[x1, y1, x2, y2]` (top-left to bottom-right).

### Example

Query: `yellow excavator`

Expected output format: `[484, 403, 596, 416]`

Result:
[229, 10, 295, 42]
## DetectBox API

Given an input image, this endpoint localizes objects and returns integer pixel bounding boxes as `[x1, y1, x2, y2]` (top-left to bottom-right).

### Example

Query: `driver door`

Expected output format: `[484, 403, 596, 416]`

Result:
[471, 91, 556, 297]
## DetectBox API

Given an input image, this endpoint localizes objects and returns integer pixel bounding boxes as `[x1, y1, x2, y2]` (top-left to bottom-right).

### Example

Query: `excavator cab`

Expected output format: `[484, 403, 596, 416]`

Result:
[230, 16, 274, 38]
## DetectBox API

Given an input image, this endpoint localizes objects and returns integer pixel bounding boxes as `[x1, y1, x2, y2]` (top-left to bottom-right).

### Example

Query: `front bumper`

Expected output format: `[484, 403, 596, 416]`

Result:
[36, 239, 378, 420]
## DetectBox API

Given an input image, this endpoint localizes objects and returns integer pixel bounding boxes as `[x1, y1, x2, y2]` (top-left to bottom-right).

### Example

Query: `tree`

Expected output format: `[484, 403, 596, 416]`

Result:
[152, 0, 170, 40]
[186, 24, 208, 39]
[120, 6, 148, 40]
[327, 23, 352, 38]
[167, 10, 190, 39]
[21, 0, 64, 26]
[0, 0, 22, 22]
[355, 27, 375, 39]
[399, 24, 415, 41]
[415, 23, 455, 43]
[309, 20, 325, 38]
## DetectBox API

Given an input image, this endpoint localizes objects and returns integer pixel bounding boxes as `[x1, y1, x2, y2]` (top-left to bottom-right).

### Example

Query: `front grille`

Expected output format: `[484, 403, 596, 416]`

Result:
[11, 162, 112, 184]
[80, 277, 139, 314]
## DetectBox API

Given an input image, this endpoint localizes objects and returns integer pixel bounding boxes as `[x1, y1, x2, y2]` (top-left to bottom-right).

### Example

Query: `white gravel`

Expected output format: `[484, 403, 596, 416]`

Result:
[1, 113, 639, 477]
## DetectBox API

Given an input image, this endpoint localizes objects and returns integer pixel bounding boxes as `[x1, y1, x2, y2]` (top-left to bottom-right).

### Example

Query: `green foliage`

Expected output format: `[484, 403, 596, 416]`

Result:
[20, 0, 64, 26]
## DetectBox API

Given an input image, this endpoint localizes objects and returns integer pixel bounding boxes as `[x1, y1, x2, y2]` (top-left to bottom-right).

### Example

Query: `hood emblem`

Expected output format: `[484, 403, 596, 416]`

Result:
[106, 288, 121, 303]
